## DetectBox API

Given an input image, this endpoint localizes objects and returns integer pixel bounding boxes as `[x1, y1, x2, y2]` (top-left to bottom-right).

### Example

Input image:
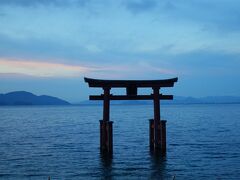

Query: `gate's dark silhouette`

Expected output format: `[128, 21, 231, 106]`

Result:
[84, 77, 178, 155]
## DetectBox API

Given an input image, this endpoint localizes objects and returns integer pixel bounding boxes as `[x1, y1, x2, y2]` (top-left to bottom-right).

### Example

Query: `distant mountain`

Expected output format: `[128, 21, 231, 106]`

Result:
[0, 91, 70, 105]
[77, 96, 240, 105]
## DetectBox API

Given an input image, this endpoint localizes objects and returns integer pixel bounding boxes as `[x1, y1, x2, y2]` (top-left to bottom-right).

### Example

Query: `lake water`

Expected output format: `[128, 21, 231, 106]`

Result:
[0, 104, 240, 179]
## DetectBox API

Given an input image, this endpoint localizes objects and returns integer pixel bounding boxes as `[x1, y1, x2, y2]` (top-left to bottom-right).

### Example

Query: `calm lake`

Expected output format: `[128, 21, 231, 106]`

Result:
[0, 104, 240, 179]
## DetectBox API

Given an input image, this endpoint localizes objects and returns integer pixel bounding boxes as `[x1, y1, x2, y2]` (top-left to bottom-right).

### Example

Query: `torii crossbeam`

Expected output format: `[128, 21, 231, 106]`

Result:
[84, 77, 178, 154]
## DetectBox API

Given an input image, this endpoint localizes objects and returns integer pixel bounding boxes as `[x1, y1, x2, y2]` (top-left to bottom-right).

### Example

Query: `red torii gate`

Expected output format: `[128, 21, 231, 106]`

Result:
[84, 77, 178, 154]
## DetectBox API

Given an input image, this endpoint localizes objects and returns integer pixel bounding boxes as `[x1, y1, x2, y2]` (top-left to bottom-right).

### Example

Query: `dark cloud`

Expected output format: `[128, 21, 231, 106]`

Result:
[0, 33, 86, 63]
[0, 0, 89, 7]
[0, 33, 127, 65]
[173, 50, 240, 69]
[163, 1, 175, 11]
[123, 0, 157, 14]
[161, 1, 240, 33]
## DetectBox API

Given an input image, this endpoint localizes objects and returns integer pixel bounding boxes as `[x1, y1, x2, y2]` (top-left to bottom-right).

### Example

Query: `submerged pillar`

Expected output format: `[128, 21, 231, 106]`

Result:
[149, 119, 154, 150]
[100, 120, 113, 153]
[160, 120, 167, 154]
[153, 87, 161, 151]
[149, 120, 167, 154]
[100, 87, 113, 154]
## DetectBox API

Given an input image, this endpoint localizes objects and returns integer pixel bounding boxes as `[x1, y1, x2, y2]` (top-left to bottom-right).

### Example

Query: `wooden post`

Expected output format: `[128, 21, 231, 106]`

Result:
[100, 120, 113, 153]
[100, 87, 113, 154]
[160, 120, 167, 154]
[149, 119, 154, 150]
[153, 87, 161, 151]
[103, 87, 110, 122]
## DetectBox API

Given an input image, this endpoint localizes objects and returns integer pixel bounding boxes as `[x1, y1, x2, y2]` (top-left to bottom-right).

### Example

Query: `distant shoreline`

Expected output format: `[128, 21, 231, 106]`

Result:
[0, 103, 240, 107]
[75, 102, 240, 106]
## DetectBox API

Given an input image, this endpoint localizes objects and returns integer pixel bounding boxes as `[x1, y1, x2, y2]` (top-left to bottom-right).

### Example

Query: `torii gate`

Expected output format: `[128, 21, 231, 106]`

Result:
[84, 77, 178, 154]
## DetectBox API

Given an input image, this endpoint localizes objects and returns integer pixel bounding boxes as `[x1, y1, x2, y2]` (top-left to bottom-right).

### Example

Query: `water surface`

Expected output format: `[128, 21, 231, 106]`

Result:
[0, 104, 240, 179]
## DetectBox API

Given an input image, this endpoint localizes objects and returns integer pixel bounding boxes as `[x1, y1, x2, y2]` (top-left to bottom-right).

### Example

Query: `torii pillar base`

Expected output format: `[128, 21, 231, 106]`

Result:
[100, 120, 113, 154]
[149, 119, 167, 154]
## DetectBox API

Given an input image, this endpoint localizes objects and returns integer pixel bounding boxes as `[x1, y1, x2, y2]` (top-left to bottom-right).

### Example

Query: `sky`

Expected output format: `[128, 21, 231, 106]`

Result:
[0, 0, 240, 103]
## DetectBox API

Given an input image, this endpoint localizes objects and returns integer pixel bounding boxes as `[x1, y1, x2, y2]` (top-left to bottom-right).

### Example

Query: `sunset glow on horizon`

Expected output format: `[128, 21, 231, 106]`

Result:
[0, 59, 95, 78]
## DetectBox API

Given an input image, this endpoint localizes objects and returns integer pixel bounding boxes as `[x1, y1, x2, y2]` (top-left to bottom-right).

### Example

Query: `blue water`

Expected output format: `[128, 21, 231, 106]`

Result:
[0, 104, 240, 179]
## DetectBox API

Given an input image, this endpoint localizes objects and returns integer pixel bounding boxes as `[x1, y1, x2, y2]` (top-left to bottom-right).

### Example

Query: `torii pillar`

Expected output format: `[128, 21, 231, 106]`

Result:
[149, 87, 167, 153]
[99, 87, 113, 154]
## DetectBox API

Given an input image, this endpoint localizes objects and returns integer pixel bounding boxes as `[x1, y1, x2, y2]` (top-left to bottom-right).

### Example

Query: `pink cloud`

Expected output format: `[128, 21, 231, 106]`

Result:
[0, 58, 96, 78]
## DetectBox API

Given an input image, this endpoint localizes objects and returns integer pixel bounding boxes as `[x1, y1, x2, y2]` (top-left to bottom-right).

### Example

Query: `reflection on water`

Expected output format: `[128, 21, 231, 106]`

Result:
[100, 151, 169, 180]
[0, 104, 240, 179]
[149, 152, 167, 179]
[100, 153, 113, 179]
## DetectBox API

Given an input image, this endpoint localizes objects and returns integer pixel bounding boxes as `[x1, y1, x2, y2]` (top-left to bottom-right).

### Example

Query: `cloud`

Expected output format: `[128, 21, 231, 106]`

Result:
[86, 62, 178, 79]
[0, 57, 178, 80]
[164, 50, 240, 77]
[123, 0, 157, 14]
[161, 0, 240, 33]
[137, 62, 177, 75]
[1, 0, 240, 35]
[0, 58, 96, 78]
[1, 0, 240, 63]
[0, 0, 89, 7]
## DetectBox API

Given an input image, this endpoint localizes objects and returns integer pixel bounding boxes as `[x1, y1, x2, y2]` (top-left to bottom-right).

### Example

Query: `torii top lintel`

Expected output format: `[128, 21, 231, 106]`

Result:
[84, 77, 178, 88]
[84, 77, 178, 101]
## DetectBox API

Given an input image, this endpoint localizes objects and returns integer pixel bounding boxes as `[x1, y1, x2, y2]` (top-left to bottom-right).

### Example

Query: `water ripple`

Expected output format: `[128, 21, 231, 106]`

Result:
[0, 104, 240, 179]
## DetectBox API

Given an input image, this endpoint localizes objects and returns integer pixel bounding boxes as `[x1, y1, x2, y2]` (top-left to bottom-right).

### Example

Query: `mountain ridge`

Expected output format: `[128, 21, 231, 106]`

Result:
[0, 91, 70, 105]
